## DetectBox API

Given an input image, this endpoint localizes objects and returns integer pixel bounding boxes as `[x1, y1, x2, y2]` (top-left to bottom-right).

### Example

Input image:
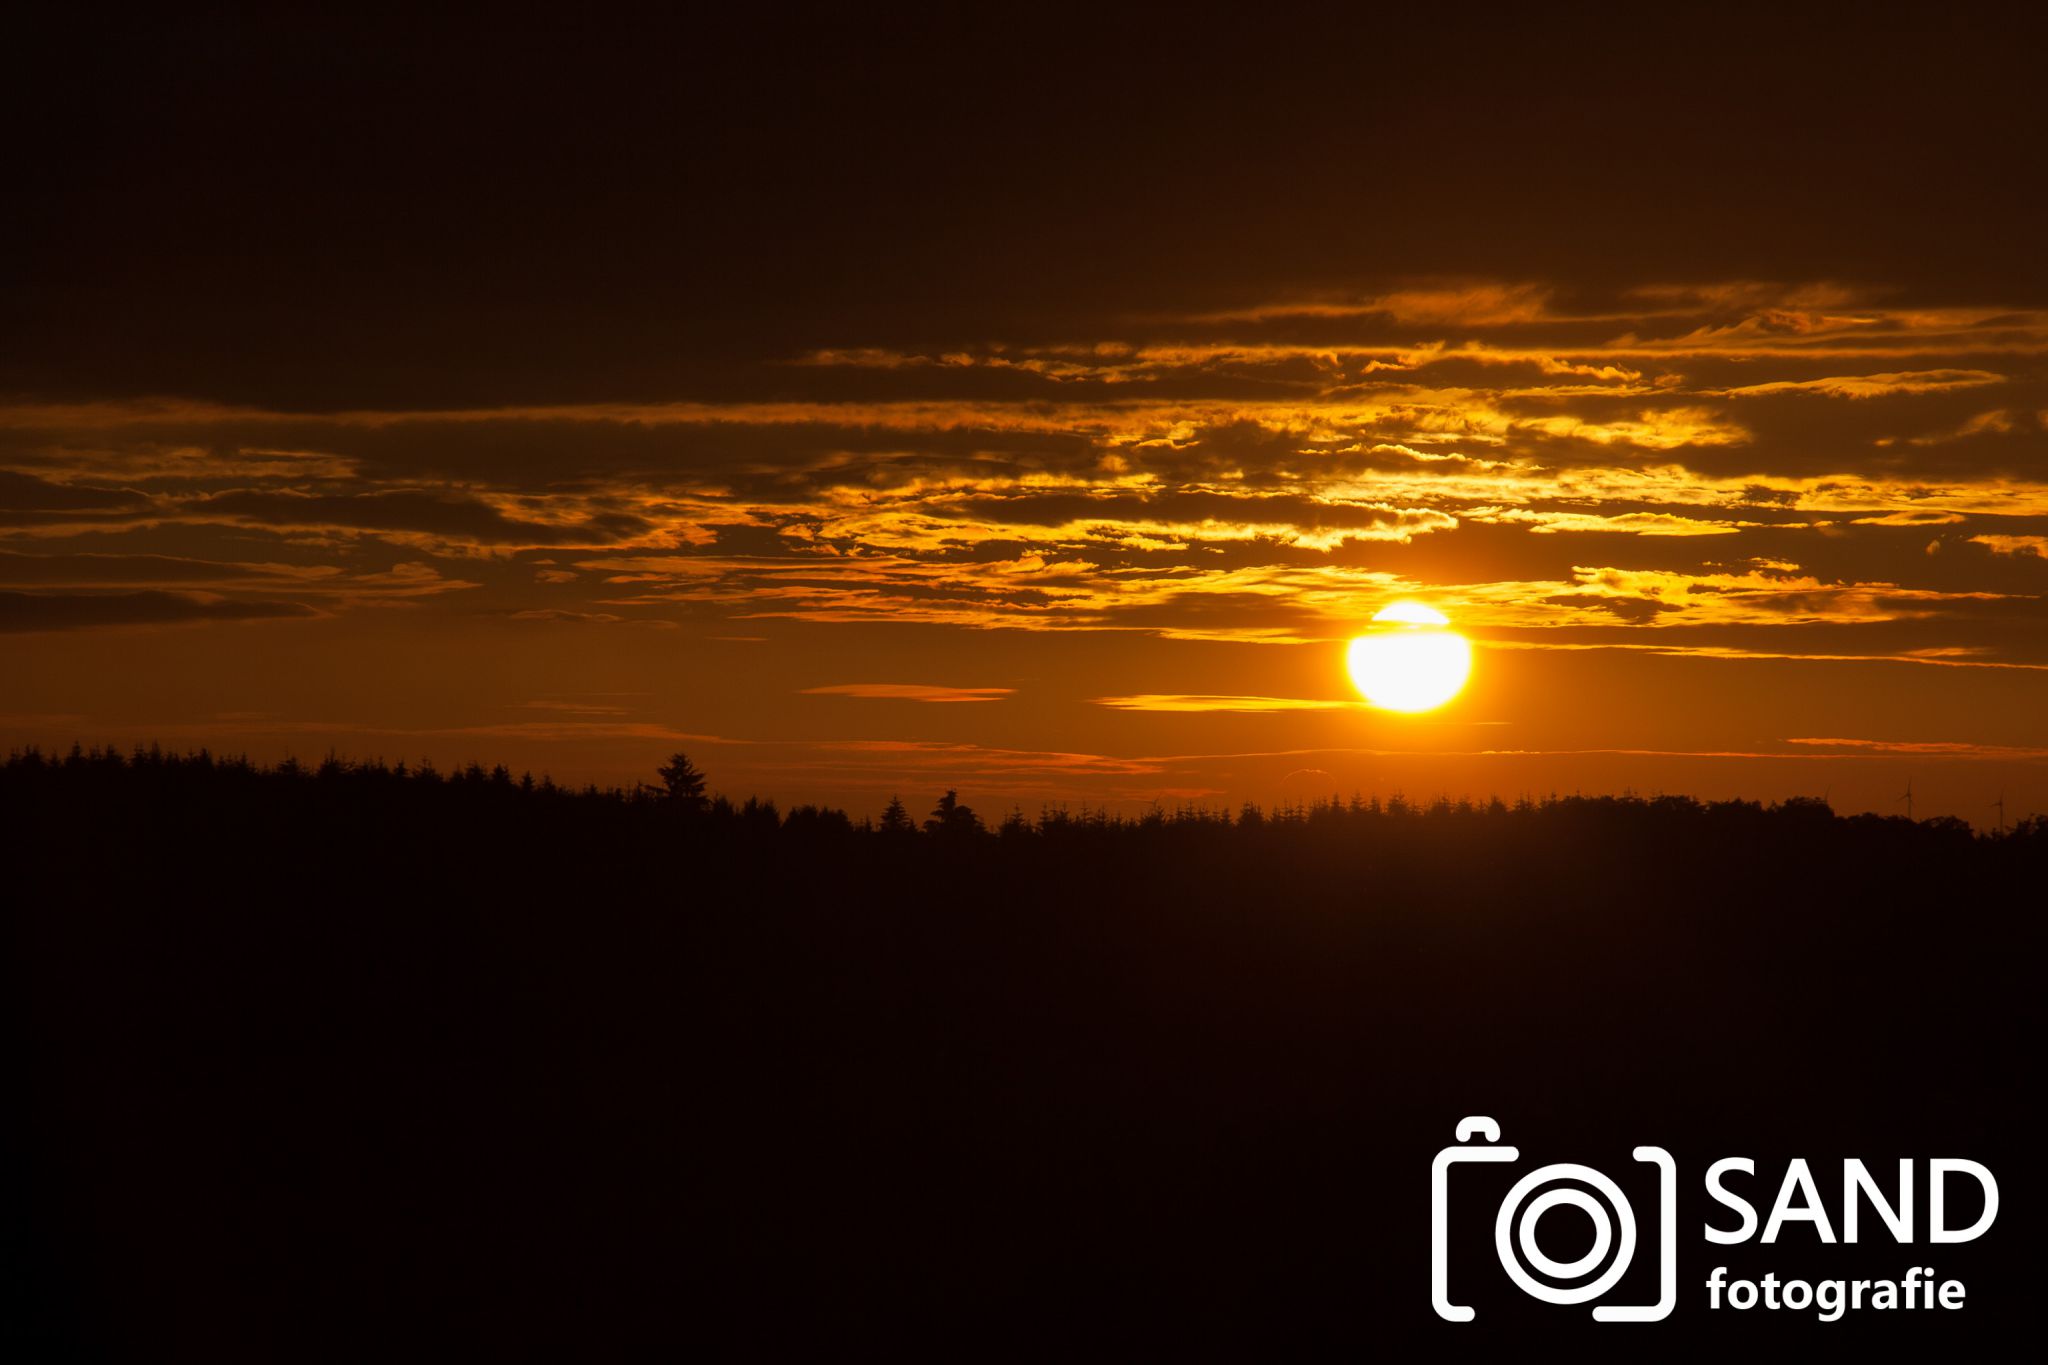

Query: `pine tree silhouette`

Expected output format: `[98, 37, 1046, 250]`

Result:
[878, 794, 914, 836]
[924, 789, 982, 837]
[656, 752, 709, 812]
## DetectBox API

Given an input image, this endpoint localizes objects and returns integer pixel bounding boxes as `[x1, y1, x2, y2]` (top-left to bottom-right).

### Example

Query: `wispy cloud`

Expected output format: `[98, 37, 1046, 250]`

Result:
[1970, 534, 2048, 559]
[1092, 694, 1362, 713]
[1786, 737, 2048, 759]
[799, 683, 1015, 703]
[0, 590, 316, 633]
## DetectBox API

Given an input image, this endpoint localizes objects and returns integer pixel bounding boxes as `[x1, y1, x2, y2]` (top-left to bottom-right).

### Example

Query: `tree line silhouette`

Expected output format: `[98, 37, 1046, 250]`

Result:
[5, 743, 2041, 1358]
[7, 743, 2041, 848]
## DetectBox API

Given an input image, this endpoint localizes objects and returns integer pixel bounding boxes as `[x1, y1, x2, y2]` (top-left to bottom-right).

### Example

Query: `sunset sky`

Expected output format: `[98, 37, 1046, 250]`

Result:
[6, 13, 2045, 820]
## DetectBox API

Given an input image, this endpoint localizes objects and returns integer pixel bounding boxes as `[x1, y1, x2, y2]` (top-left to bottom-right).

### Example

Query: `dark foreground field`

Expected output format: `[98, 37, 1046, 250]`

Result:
[5, 750, 2041, 1359]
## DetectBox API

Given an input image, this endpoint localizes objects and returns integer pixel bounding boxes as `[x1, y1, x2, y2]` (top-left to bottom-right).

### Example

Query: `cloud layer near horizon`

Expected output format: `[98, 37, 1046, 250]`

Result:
[4, 282, 2043, 673]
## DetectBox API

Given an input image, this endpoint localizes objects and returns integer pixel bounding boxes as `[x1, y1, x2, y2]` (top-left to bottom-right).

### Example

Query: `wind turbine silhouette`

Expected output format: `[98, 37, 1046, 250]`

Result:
[1992, 792, 2006, 834]
[1898, 777, 1914, 822]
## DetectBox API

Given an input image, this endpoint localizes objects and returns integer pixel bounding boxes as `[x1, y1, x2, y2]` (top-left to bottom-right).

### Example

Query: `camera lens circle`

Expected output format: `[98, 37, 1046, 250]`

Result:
[1517, 1187, 1612, 1278]
[1493, 1163, 1636, 1305]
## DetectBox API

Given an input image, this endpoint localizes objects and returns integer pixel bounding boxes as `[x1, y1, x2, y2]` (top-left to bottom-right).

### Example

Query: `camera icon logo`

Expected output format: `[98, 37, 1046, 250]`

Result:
[1431, 1116, 1676, 1323]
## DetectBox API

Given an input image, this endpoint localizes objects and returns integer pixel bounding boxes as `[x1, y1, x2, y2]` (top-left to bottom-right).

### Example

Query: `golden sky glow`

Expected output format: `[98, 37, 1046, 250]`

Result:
[5, 283, 2045, 820]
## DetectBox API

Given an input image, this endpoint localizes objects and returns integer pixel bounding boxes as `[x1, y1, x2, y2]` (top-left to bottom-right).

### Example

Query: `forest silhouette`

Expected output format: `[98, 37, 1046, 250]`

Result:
[6, 745, 2041, 1357]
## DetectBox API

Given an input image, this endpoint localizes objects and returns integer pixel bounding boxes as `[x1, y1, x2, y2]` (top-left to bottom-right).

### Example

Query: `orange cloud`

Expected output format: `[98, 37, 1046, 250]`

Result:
[799, 684, 1015, 703]
[1091, 695, 1362, 713]
[1970, 534, 2048, 559]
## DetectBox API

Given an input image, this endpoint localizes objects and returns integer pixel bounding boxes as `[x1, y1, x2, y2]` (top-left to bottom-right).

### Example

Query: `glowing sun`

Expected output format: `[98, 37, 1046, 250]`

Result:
[1346, 603, 1473, 712]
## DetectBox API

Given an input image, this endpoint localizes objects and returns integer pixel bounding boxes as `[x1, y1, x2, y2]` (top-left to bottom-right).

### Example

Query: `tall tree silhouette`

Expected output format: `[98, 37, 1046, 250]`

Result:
[924, 789, 983, 838]
[877, 794, 914, 836]
[656, 752, 708, 812]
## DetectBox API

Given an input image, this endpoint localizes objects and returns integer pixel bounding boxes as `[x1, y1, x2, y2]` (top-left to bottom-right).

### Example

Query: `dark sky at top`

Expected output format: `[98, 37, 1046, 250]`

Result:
[10, 10, 2046, 407]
